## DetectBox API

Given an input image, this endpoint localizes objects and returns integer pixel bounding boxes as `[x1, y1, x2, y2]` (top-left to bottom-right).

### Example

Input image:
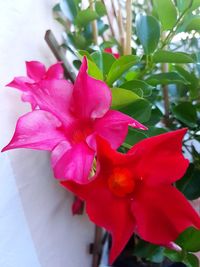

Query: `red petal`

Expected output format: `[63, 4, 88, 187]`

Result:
[2, 110, 65, 151]
[128, 129, 189, 185]
[131, 185, 200, 245]
[72, 57, 111, 119]
[61, 177, 135, 264]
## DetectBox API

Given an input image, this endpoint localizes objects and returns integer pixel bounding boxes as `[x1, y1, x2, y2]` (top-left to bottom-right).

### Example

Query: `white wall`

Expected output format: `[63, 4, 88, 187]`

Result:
[0, 1, 94, 267]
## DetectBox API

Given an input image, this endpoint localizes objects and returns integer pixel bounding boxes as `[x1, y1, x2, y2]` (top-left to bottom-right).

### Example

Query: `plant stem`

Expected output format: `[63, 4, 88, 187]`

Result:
[89, 0, 98, 45]
[124, 0, 132, 55]
[117, 3, 125, 54]
[102, 0, 115, 37]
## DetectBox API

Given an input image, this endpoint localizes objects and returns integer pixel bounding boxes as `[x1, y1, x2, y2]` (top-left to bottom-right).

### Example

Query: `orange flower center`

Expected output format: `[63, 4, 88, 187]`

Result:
[108, 168, 135, 197]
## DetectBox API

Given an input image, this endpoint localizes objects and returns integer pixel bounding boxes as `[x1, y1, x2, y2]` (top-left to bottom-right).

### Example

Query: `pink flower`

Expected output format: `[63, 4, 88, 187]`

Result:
[3, 57, 146, 184]
[7, 61, 64, 109]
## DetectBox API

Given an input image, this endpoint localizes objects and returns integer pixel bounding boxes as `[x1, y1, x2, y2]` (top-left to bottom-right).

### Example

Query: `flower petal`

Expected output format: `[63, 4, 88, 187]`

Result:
[26, 61, 46, 81]
[6, 76, 33, 91]
[61, 177, 135, 264]
[2, 110, 65, 152]
[94, 110, 147, 149]
[131, 185, 200, 245]
[52, 141, 95, 183]
[31, 79, 74, 125]
[72, 56, 111, 119]
[128, 129, 189, 185]
[45, 62, 64, 79]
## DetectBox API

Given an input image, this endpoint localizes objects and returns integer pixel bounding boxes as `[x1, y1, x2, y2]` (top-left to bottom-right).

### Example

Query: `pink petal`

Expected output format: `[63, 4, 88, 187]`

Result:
[128, 129, 189, 185]
[6, 76, 33, 91]
[46, 62, 64, 79]
[52, 141, 95, 183]
[72, 56, 111, 119]
[61, 177, 135, 264]
[30, 79, 74, 125]
[94, 110, 147, 149]
[131, 185, 200, 246]
[26, 61, 46, 81]
[2, 110, 65, 152]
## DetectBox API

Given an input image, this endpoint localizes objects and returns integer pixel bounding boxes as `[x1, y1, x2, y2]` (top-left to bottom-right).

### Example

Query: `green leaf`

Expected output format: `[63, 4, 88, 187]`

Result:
[177, 0, 200, 12]
[164, 248, 183, 262]
[133, 240, 164, 263]
[60, 0, 80, 21]
[186, 16, 200, 32]
[119, 99, 151, 123]
[120, 80, 154, 97]
[153, 0, 177, 30]
[184, 253, 199, 267]
[111, 88, 140, 109]
[95, 1, 107, 17]
[125, 128, 148, 147]
[174, 65, 199, 99]
[176, 164, 200, 200]
[146, 106, 163, 126]
[75, 8, 99, 27]
[153, 50, 194, 63]
[106, 55, 139, 86]
[91, 51, 116, 76]
[146, 126, 168, 137]
[136, 14, 160, 55]
[176, 227, 200, 252]
[146, 72, 189, 86]
[87, 60, 103, 80]
[171, 102, 197, 128]
[164, 249, 199, 267]
[78, 50, 93, 61]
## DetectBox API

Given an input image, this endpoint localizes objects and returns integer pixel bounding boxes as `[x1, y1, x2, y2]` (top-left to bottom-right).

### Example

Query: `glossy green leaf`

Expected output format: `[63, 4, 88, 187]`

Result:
[146, 106, 163, 126]
[106, 55, 139, 86]
[136, 14, 160, 54]
[146, 72, 189, 86]
[119, 99, 151, 123]
[95, 1, 107, 17]
[120, 80, 154, 97]
[91, 51, 116, 76]
[111, 88, 140, 109]
[164, 248, 183, 262]
[153, 0, 177, 30]
[153, 50, 194, 63]
[176, 227, 200, 252]
[87, 60, 103, 80]
[171, 102, 197, 128]
[174, 65, 199, 99]
[176, 164, 200, 200]
[75, 9, 99, 27]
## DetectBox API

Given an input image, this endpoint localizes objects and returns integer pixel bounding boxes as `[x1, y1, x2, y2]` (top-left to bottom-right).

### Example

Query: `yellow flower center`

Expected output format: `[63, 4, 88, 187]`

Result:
[108, 168, 135, 197]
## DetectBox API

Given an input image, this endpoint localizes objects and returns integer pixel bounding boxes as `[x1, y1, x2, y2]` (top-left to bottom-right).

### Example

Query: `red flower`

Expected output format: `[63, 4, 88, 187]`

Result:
[61, 129, 200, 264]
